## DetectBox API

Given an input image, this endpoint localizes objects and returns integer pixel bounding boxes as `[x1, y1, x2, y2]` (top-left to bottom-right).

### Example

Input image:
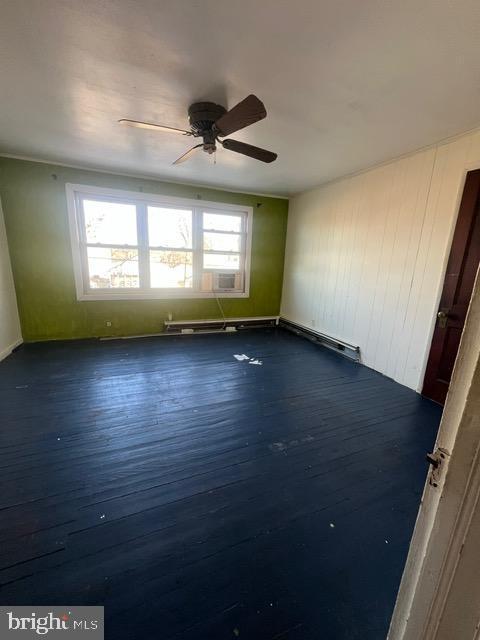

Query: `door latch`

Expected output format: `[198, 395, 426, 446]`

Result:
[426, 447, 450, 487]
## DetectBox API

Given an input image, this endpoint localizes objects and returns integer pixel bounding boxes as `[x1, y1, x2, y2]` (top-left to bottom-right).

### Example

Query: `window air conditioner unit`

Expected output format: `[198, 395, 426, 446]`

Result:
[213, 272, 237, 291]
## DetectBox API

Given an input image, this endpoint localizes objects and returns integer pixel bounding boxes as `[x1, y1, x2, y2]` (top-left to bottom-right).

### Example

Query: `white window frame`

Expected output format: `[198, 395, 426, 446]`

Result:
[66, 183, 253, 300]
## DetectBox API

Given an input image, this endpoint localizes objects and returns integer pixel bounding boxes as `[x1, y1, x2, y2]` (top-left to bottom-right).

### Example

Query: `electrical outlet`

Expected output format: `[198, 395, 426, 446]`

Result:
[106, 321, 112, 327]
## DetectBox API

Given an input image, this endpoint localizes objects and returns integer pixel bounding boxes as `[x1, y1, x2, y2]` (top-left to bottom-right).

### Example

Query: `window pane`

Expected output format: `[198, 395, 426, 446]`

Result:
[148, 207, 192, 248]
[83, 200, 137, 245]
[87, 247, 139, 289]
[203, 232, 241, 253]
[203, 253, 240, 270]
[150, 250, 193, 288]
[203, 213, 242, 232]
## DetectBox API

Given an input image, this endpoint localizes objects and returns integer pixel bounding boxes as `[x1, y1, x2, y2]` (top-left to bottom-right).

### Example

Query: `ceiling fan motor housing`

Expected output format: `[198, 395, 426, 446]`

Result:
[188, 102, 226, 136]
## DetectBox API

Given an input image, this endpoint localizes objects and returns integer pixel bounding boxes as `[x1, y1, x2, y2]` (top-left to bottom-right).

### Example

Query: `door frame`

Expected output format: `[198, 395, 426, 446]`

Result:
[388, 260, 480, 638]
[421, 168, 480, 403]
[418, 164, 480, 394]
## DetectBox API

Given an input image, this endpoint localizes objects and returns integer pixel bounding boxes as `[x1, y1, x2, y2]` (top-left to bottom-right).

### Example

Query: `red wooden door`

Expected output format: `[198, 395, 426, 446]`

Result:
[422, 169, 480, 405]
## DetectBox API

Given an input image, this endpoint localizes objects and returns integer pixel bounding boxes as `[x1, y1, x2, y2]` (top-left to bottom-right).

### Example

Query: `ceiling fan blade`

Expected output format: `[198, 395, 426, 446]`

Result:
[221, 139, 277, 163]
[214, 95, 267, 137]
[173, 144, 203, 165]
[119, 119, 191, 135]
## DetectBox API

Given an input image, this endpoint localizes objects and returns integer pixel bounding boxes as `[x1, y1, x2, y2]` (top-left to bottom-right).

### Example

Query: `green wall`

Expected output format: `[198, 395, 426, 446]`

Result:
[0, 157, 288, 341]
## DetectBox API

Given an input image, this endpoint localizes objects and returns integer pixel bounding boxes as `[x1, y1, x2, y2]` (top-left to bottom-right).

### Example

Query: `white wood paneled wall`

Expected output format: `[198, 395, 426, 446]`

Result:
[0, 197, 21, 360]
[281, 128, 480, 391]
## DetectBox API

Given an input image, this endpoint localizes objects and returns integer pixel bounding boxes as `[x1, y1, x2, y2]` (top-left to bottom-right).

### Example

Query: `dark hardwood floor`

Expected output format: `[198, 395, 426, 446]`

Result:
[0, 328, 442, 639]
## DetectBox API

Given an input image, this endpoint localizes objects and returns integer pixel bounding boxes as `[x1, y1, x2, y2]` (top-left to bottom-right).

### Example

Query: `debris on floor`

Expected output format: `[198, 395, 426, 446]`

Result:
[233, 354, 263, 365]
[269, 434, 315, 453]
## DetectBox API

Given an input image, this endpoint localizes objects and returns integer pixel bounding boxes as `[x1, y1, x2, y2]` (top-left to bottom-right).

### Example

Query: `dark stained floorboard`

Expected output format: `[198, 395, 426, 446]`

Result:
[0, 328, 442, 639]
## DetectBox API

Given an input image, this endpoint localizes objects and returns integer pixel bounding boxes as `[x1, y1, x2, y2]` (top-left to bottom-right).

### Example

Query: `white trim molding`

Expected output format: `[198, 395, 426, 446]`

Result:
[0, 338, 22, 363]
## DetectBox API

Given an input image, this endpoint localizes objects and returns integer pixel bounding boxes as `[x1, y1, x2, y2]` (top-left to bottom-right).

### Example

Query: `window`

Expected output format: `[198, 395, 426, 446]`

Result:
[66, 184, 252, 300]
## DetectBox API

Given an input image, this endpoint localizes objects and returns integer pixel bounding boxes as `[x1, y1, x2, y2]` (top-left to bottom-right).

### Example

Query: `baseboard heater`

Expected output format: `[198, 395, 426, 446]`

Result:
[164, 316, 279, 334]
[279, 317, 360, 361]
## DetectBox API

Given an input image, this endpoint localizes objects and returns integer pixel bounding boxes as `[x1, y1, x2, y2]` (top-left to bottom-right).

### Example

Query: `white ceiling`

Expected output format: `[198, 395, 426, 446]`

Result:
[1, 0, 480, 197]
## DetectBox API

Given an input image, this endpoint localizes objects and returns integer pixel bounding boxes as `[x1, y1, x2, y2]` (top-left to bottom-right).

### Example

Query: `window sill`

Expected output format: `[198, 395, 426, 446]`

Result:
[77, 291, 250, 301]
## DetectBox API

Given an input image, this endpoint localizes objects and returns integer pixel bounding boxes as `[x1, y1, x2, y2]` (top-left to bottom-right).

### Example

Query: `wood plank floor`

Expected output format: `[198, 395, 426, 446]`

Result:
[0, 328, 442, 639]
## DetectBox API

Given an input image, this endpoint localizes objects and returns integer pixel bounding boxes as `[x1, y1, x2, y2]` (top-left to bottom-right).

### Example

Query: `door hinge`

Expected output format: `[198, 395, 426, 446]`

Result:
[426, 447, 450, 488]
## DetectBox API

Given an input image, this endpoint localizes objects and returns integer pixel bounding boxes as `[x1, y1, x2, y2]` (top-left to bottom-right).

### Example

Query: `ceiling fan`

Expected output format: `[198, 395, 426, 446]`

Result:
[119, 94, 277, 165]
